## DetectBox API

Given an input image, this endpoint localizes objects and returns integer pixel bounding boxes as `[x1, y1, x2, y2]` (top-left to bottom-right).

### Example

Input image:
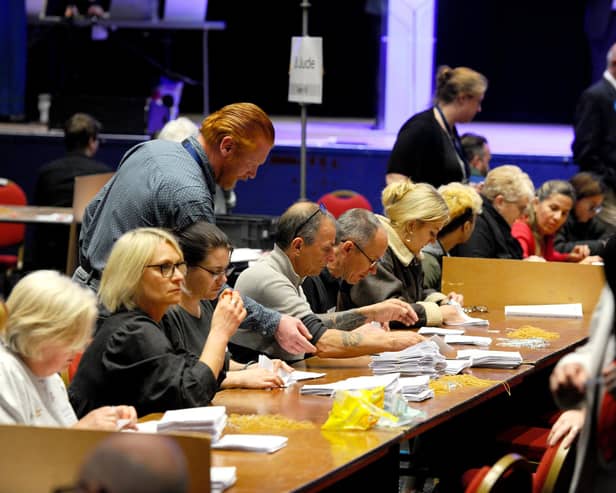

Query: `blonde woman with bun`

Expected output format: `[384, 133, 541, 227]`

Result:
[386, 65, 488, 188]
[339, 180, 466, 327]
[422, 182, 483, 290]
[0, 270, 137, 429]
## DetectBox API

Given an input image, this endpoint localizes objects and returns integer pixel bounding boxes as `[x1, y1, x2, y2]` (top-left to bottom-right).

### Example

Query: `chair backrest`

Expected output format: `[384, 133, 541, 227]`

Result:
[317, 189, 372, 218]
[0, 424, 211, 493]
[0, 180, 28, 248]
[466, 453, 532, 493]
[533, 435, 576, 493]
[65, 172, 114, 275]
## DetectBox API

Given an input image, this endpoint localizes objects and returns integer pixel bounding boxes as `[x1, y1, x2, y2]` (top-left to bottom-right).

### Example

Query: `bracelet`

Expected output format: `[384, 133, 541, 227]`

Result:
[243, 360, 257, 370]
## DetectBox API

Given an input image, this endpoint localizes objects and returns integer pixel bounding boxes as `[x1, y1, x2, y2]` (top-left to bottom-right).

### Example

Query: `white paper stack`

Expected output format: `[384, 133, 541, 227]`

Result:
[157, 406, 227, 441]
[300, 372, 400, 396]
[444, 335, 492, 346]
[211, 466, 237, 493]
[369, 340, 447, 377]
[394, 375, 434, 402]
[456, 349, 523, 369]
[504, 303, 583, 318]
[444, 358, 473, 375]
[418, 327, 465, 336]
[212, 434, 288, 453]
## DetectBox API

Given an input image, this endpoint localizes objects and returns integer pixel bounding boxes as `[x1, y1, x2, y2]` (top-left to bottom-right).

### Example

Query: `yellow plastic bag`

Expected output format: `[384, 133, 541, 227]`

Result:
[321, 387, 398, 431]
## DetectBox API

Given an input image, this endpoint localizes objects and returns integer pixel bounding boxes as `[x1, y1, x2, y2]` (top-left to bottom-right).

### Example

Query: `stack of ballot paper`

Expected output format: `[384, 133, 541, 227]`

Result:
[369, 340, 447, 376]
[212, 434, 288, 453]
[300, 372, 400, 396]
[443, 335, 492, 346]
[418, 327, 465, 336]
[211, 467, 237, 493]
[394, 375, 434, 402]
[457, 349, 523, 368]
[157, 406, 227, 441]
[504, 303, 583, 318]
[444, 359, 473, 375]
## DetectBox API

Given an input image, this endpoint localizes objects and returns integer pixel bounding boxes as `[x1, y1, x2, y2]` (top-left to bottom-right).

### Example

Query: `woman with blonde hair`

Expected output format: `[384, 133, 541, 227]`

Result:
[453, 164, 535, 259]
[340, 180, 466, 327]
[386, 65, 488, 188]
[422, 182, 483, 290]
[512, 179, 601, 263]
[69, 227, 246, 417]
[0, 270, 136, 429]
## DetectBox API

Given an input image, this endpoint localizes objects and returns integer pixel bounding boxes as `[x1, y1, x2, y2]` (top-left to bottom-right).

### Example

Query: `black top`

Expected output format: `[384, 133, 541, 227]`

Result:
[29, 152, 111, 271]
[69, 309, 221, 418]
[554, 213, 615, 256]
[452, 196, 523, 260]
[387, 108, 468, 187]
[301, 268, 341, 314]
[572, 77, 616, 190]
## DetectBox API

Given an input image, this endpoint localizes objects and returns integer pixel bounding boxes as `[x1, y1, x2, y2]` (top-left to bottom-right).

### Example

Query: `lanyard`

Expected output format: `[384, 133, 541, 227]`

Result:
[182, 138, 203, 166]
[435, 105, 470, 181]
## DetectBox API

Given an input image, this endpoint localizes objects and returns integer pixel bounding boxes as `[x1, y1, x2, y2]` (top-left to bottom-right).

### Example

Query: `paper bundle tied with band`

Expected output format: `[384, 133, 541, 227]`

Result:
[322, 386, 421, 431]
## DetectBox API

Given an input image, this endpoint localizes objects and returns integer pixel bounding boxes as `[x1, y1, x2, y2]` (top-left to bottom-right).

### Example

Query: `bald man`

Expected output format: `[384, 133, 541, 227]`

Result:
[77, 433, 189, 493]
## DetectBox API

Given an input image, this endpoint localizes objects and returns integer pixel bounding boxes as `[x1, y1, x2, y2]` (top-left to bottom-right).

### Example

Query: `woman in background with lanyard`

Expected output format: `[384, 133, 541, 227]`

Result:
[386, 65, 488, 188]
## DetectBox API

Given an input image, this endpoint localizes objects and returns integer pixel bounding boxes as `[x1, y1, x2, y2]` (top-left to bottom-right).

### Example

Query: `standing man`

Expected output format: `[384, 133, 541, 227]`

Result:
[572, 43, 616, 225]
[74, 102, 315, 356]
[31, 112, 111, 271]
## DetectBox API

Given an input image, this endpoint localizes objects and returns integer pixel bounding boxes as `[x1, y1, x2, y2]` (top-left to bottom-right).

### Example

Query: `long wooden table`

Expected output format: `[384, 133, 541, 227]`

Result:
[0, 204, 73, 224]
[207, 308, 592, 492]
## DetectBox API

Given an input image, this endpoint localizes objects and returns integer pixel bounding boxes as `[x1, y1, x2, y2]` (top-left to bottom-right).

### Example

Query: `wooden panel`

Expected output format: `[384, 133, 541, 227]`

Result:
[0, 424, 210, 493]
[441, 257, 605, 313]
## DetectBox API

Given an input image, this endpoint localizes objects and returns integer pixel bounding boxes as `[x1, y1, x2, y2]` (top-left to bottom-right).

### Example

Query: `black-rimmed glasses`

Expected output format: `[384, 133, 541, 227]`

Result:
[145, 261, 187, 278]
[292, 203, 328, 239]
[345, 239, 381, 268]
[195, 264, 231, 280]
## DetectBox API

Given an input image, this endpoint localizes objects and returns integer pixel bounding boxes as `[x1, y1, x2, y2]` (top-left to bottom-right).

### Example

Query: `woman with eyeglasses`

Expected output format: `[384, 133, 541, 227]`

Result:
[0, 270, 137, 430]
[164, 221, 291, 389]
[554, 172, 616, 257]
[69, 227, 246, 418]
[340, 180, 467, 327]
[512, 179, 603, 263]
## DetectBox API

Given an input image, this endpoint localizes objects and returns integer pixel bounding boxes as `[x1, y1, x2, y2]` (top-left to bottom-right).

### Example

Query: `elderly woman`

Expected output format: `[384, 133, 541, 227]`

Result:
[554, 172, 615, 257]
[0, 270, 136, 429]
[386, 65, 488, 188]
[164, 221, 291, 389]
[512, 179, 601, 263]
[69, 227, 246, 417]
[422, 182, 483, 290]
[340, 180, 466, 327]
[453, 164, 535, 259]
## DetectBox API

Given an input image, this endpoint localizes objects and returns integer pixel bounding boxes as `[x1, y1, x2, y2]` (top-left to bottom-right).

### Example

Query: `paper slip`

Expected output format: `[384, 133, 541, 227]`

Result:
[34, 213, 74, 223]
[301, 373, 400, 396]
[257, 354, 325, 386]
[504, 303, 583, 318]
[443, 301, 489, 326]
[211, 466, 237, 493]
[157, 406, 227, 440]
[230, 248, 263, 263]
[443, 335, 492, 346]
[456, 349, 522, 368]
[212, 434, 288, 453]
[444, 359, 473, 375]
[418, 327, 465, 336]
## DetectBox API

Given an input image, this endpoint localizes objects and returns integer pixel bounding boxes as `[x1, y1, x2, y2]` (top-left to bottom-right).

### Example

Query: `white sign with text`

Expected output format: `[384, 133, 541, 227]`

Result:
[288, 36, 323, 104]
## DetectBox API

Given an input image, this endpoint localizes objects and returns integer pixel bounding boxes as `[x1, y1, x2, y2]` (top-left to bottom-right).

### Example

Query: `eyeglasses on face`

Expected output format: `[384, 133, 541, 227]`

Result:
[344, 239, 381, 268]
[292, 203, 328, 239]
[145, 261, 187, 278]
[195, 264, 232, 279]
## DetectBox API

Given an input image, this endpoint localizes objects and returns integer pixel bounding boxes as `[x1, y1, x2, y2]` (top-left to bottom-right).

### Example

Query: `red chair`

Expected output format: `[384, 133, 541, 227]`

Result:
[532, 434, 576, 493]
[0, 180, 27, 271]
[463, 453, 533, 493]
[317, 189, 372, 218]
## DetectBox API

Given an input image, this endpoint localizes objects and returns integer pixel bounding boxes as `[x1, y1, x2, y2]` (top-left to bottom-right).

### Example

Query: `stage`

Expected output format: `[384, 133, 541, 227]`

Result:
[0, 118, 579, 216]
